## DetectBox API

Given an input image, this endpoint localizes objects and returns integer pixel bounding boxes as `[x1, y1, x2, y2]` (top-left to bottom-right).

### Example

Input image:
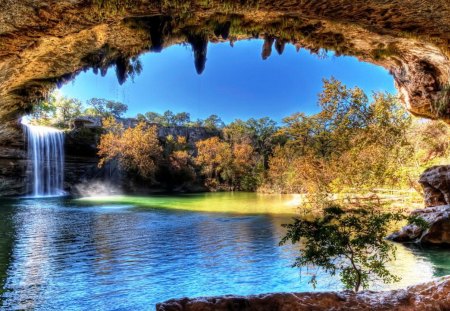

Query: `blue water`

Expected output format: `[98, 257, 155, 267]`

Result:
[0, 196, 449, 311]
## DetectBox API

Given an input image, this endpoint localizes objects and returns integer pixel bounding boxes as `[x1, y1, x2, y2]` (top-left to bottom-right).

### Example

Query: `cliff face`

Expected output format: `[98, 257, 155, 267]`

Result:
[0, 124, 217, 196]
[0, 0, 449, 145]
[388, 165, 450, 246]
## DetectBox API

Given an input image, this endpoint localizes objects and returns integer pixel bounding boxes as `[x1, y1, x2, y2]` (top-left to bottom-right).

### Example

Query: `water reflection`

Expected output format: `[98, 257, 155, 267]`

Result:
[0, 196, 449, 310]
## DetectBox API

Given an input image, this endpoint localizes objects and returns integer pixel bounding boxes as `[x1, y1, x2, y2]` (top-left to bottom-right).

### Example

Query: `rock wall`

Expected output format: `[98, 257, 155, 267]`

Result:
[388, 165, 450, 246]
[0, 126, 27, 196]
[0, 0, 449, 145]
[156, 276, 450, 311]
[419, 165, 450, 207]
[0, 124, 218, 197]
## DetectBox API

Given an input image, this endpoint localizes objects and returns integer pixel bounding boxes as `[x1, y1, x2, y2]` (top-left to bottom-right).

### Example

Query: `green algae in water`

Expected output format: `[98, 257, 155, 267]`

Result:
[76, 192, 302, 215]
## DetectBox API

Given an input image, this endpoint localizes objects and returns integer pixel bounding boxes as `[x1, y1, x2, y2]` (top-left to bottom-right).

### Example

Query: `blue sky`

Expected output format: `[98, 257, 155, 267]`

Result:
[60, 39, 396, 123]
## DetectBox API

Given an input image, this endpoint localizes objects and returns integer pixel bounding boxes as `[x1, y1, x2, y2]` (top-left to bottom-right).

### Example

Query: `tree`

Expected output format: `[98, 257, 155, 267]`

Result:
[144, 111, 163, 124]
[173, 112, 191, 126]
[30, 92, 83, 128]
[160, 110, 175, 126]
[223, 119, 253, 144]
[230, 143, 257, 190]
[98, 117, 162, 179]
[203, 114, 225, 130]
[265, 78, 413, 193]
[245, 117, 278, 167]
[195, 137, 232, 188]
[30, 94, 58, 124]
[55, 97, 83, 125]
[280, 204, 406, 292]
[85, 98, 128, 118]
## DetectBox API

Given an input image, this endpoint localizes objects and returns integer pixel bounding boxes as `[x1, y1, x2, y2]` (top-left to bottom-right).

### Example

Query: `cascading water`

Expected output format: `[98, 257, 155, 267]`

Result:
[23, 122, 65, 197]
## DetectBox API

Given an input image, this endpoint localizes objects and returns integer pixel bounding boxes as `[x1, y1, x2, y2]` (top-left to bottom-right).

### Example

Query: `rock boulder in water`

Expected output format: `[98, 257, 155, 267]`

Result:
[389, 166, 450, 246]
[388, 205, 450, 245]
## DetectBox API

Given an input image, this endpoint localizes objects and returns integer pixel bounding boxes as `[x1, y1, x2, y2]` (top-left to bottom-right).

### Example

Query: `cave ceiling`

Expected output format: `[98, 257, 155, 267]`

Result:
[0, 0, 449, 142]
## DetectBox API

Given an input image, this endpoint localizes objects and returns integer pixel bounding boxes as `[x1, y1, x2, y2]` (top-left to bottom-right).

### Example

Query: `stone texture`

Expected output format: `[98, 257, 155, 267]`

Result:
[388, 205, 450, 246]
[388, 165, 450, 246]
[0, 0, 449, 145]
[419, 165, 450, 207]
[156, 276, 450, 311]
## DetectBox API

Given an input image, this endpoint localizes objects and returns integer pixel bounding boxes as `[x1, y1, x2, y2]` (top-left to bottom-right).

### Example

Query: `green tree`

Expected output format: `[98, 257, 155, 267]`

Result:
[30, 93, 57, 124]
[173, 112, 191, 126]
[144, 111, 163, 124]
[246, 117, 278, 167]
[55, 97, 83, 125]
[280, 204, 406, 292]
[30, 92, 82, 128]
[203, 114, 225, 130]
[85, 98, 128, 118]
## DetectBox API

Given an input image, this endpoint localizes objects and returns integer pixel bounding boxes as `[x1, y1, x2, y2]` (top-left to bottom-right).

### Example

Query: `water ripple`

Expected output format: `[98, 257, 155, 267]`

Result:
[0, 197, 449, 311]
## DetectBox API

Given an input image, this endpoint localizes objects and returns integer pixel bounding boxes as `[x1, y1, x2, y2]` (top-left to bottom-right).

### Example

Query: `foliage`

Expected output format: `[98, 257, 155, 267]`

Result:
[195, 137, 232, 188]
[163, 135, 197, 187]
[30, 93, 83, 128]
[280, 203, 406, 292]
[195, 137, 257, 190]
[29, 93, 129, 129]
[30, 79, 450, 196]
[265, 78, 414, 193]
[85, 98, 128, 118]
[98, 117, 162, 179]
[203, 114, 225, 130]
[224, 117, 278, 168]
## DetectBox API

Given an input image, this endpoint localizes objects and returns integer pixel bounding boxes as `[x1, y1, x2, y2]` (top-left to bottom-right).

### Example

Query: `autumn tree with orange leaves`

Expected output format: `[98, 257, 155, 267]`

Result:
[98, 117, 162, 180]
[195, 137, 256, 190]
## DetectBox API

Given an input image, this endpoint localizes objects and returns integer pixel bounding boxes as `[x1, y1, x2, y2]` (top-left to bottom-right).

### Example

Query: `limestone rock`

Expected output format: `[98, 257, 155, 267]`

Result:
[419, 165, 450, 207]
[388, 205, 450, 246]
[0, 0, 449, 136]
[156, 276, 450, 311]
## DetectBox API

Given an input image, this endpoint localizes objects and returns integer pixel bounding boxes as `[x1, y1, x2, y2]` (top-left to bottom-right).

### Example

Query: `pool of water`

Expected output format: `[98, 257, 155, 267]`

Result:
[0, 193, 449, 310]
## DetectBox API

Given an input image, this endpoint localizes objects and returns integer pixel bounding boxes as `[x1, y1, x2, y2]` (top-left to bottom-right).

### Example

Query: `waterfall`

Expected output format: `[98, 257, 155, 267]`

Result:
[24, 123, 65, 197]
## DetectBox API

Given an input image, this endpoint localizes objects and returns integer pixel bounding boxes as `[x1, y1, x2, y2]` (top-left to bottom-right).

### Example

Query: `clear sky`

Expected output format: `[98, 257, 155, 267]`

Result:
[60, 39, 396, 123]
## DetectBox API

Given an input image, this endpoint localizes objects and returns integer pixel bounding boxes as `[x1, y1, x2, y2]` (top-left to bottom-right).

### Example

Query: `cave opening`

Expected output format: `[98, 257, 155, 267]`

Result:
[0, 1, 449, 309]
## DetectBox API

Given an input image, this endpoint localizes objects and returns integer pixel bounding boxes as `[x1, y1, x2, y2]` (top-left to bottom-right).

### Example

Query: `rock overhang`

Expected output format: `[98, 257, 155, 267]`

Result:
[0, 0, 449, 144]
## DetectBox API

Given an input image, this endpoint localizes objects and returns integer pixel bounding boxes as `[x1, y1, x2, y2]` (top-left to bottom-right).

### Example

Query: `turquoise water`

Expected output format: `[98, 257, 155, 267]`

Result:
[0, 193, 449, 310]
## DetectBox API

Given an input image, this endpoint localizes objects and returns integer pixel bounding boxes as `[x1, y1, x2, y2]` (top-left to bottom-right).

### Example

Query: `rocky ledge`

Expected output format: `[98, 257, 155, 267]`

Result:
[156, 276, 450, 311]
[388, 205, 450, 245]
[388, 165, 450, 246]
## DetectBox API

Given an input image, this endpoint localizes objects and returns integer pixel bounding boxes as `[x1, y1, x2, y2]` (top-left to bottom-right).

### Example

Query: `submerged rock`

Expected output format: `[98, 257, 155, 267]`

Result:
[156, 276, 450, 311]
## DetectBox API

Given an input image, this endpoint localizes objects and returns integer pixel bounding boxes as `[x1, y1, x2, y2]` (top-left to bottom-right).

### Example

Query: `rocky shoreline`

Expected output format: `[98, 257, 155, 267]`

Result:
[156, 276, 450, 311]
[388, 165, 450, 246]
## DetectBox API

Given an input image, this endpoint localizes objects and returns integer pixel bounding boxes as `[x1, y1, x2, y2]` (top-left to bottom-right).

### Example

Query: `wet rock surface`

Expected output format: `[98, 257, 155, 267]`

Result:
[156, 276, 450, 311]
